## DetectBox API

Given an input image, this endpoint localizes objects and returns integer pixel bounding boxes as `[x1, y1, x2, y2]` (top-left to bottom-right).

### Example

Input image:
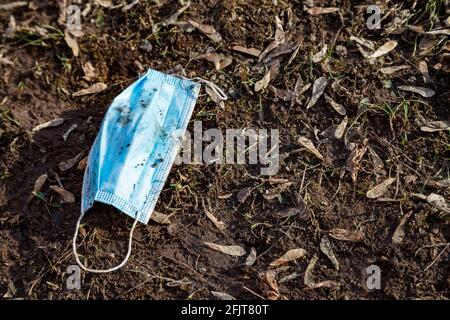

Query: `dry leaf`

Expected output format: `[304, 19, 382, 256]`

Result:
[269, 86, 294, 101]
[274, 207, 307, 219]
[379, 65, 410, 75]
[320, 236, 339, 270]
[329, 228, 364, 242]
[345, 145, 368, 182]
[205, 86, 225, 109]
[189, 20, 222, 42]
[368, 40, 398, 59]
[392, 211, 412, 245]
[0, 2, 28, 10]
[324, 94, 346, 115]
[245, 247, 257, 266]
[426, 193, 450, 213]
[218, 56, 233, 70]
[306, 76, 327, 109]
[426, 29, 450, 35]
[82, 62, 96, 81]
[418, 61, 432, 83]
[62, 124, 77, 141]
[420, 121, 450, 132]
[50, 185, 75, 203]
[204, 242, 246, 257]
[298, 136, 324, 161]
[366, 177, 396, 199]
[305, 7, 339, 16]
[425, 179, 450, 189]
[211, 291, 236, 300]
[274, 16, 285, 44]
[33, 174, 48, 193]
[150, 211, 171, 224]
[261, 270, 280, 300]
[58, 152, 84, 171]
[312, 44, 328, 63]
[73, 82, 107, 96]
[334, 116, 348, 139]
[64, 30, 79, 57]
[397, 85, 435, 98]
[350, 35, 375, 50]
[270, 248, 306, 267]
[237, 187, 252, 203]
[204, 210, 226, 231]
[32, 118, 64, 132]
[95, 0, 112, 8]
[232, 45, 261, 57]
[255, 70, 271, 92]
[304, 254, 318, 287]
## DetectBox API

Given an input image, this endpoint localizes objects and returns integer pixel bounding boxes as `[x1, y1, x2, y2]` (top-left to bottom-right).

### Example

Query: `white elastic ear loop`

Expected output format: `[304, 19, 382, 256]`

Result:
[181, 76, 228, 101]
[72, 212, 139, 273]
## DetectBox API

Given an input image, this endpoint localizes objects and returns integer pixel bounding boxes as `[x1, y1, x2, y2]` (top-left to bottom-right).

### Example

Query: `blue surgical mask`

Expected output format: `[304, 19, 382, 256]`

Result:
[73, 68, 226, 273]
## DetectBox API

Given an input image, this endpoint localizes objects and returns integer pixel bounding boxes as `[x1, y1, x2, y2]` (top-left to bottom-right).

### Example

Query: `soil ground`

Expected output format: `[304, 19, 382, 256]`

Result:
[0, 0, 449, 299]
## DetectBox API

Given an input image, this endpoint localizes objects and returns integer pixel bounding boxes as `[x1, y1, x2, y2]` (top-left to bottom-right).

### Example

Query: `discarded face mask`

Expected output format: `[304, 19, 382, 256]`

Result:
[73, 68, 227, 273]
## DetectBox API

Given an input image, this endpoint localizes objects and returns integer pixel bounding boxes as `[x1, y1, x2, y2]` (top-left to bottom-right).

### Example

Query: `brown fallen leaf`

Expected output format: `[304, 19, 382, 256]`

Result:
[262, 182, 293, 201]
[204, 242, 246, 257]
[232, 45, 261, 57]
[305, 7, 339, 16]
[392, 211, 413, 245]
[324, 94, 346, 115]
[345, 144, 368, 182]
[298, 136, 324, 161]
[425, 179, 450, 189]
[418, 61, 432, 83]
[245, 247, 257, 266]
[334, 116, 348, 139]
[64, 29, 79, 57]
[397, 85, 435, 98]
[320, 236, 339, 270]
[420, 121, 450, 132]
[274, 207, 308, 219]
[77, 156, 88, 170]
[255, 70, 271, 92]
[258, 16, 286, 62]
[379, 65, 410, 75]
[197, 51, 223, 71]
[269, 86, 294, 101]
[306, 76, 327, 109]
[368, 40, 398, 59]
[218, 56, 233, 70]
[426, 28, 450, 35]
[329, 228, 364, 242]
[426, 193, 450, 214]
[32, 118, 64, 132]
[82, 62, 96, 81]
[73, 82, 107, 96]
[304, 254, 318, 287]
[237, 187, 253, 203]
[50, 185, 75, 203]
[204, 209, 226, 231]
[0, 2, 28, 10]
[261, 270, 280, 300]
[189, 20, 222, 43]
[58, 152, 84, 171]
[349, 35, 375, 50]
[366, 177, 396, 199]
[33, 174, 48, 193]
[150, 211, 171, 224]
[312, 44, 328, 63]
[211, 291, 236, 300]
[95, 0, 112, 7]
[270, 248, 307, 267]
[205, 86, 225, 109]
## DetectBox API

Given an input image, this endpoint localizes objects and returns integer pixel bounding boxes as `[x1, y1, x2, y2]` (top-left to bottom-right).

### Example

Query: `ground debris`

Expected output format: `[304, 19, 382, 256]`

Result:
[270, 248, 306, 267]
[204, 242, 246, 257]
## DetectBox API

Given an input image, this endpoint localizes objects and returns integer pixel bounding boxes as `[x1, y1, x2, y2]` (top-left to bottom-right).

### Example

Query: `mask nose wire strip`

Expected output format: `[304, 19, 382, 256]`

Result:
[181, 76, 228, 101]
[72, 212, 139, 273]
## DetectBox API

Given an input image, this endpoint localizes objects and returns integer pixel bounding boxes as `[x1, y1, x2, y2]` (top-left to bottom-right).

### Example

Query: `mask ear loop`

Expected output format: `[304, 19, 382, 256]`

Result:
[72, 211, 139, 273]
[180, 76, 228, 101]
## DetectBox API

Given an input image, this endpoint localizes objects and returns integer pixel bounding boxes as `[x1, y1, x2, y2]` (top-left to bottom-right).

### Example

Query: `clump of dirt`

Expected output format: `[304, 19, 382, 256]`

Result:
[0, 0, 449, 299]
